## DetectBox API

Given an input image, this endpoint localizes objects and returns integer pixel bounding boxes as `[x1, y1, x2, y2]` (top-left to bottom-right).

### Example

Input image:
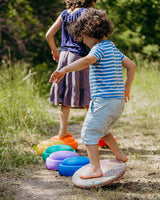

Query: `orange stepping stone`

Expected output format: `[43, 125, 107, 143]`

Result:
[50, 134, 78, 150]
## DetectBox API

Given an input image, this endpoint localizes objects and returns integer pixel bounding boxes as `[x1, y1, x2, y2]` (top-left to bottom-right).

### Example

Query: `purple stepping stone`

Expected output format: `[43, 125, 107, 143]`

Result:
[46, 150, 79, 170]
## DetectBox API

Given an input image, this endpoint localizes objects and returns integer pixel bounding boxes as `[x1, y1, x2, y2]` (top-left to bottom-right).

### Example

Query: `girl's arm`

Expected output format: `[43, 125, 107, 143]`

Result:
[122, 56, 136, 103]
[46, 15, 62, 62]
[49, 54, 97, 83]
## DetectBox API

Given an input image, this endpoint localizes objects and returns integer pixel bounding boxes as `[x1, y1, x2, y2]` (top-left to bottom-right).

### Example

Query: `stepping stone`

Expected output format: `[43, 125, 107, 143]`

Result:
[98, 135, 117, 147]
[50, 135, 78, 150]
[72, 159, 126, 189]
[58, 156, 90, 177]
[36, 140, 65, 155]
[46, 150, 79, 170]
[42, 144, 76, 161]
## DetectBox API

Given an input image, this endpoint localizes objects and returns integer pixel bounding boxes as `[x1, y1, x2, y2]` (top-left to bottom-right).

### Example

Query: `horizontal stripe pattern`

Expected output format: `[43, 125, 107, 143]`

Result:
[89, 40, 125, 99]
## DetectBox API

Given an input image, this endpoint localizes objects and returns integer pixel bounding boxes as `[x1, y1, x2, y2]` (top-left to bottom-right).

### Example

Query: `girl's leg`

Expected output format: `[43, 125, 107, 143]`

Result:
[102, 133, 128, 162]
[79, 144, 103, 179]
[59, 105, 72, 139]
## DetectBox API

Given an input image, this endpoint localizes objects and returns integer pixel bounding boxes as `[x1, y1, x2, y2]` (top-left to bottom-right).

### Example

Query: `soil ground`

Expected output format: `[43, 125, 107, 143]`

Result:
[1, 122, 160, 200]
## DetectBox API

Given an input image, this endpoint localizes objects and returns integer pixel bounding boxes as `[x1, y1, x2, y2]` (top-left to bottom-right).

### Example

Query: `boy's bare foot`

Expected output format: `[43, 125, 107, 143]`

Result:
[79, 168, 103, 179]
[115, 152, 128, 163]
[59, 132, 72, 139]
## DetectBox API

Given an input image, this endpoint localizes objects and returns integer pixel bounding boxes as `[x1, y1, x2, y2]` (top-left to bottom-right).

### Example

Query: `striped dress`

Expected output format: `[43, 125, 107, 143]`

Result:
[89, 40, 125, 99]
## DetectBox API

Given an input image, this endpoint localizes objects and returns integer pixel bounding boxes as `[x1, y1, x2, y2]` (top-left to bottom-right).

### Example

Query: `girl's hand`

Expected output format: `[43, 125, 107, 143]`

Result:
[124, 88, 130, 103]
[49, 70, 66, 83]
[51, 50, 60, 62]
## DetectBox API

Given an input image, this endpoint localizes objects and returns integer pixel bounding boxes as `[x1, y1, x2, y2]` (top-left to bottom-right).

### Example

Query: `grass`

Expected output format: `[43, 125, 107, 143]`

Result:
[0, 62, 58, 172]
[0, 57, 160, 199]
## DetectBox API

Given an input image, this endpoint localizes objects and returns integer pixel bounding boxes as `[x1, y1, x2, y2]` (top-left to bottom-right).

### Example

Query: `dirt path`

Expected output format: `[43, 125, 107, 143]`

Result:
[1, 124, 87, 200]
[1, 123, 160, 200]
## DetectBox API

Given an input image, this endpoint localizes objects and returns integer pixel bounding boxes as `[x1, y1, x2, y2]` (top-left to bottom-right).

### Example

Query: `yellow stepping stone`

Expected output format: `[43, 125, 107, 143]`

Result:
[36, 139, 65, 155]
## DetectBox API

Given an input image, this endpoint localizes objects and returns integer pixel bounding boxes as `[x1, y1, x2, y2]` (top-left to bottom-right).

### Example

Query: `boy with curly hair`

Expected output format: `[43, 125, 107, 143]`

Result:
[49, 8, 136, 179]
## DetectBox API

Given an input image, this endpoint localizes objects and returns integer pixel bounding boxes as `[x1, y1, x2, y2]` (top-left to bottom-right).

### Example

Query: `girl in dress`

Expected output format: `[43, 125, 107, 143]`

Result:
[46, 0, 96, 138]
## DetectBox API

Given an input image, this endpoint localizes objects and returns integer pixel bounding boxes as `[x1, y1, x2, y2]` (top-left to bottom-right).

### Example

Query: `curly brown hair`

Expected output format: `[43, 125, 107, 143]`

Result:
[68, 8, 113, 42]
[65, 0, 96, 10]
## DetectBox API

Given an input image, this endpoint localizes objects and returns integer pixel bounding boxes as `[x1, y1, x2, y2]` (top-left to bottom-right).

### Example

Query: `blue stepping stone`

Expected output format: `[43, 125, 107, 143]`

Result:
[58, 156, 90, 177]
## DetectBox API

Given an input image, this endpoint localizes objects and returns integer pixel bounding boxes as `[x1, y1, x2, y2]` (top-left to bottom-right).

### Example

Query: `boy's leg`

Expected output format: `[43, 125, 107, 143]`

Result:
[59, 105, 72, 138]
[102, 133, 128, 162]
[79, 144, 103, 179]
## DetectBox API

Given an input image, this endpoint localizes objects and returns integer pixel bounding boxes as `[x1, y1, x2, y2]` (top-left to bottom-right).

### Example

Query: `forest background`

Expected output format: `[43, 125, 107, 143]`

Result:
[1, 0, 160, 90]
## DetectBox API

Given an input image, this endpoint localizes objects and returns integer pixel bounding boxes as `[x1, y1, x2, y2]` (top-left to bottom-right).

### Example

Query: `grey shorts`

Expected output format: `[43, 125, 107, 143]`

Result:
[81, 98, 125, 145]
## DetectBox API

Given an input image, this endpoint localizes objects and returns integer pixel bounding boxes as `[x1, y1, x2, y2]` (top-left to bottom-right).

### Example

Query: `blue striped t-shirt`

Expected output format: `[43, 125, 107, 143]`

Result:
[89, 40, 125, 99]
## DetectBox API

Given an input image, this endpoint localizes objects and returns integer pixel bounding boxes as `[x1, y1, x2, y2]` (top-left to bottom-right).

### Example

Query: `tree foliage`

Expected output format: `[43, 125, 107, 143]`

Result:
[0, 0, 64, 65]
[0, 0, 160, 66]
[96, 0, 160, 58]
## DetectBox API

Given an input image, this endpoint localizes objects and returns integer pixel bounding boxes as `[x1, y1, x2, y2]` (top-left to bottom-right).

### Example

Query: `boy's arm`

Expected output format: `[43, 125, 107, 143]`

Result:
[122, 56, 136, 103]
[49, 54, 97, 83]
[46, 15, 62, 62]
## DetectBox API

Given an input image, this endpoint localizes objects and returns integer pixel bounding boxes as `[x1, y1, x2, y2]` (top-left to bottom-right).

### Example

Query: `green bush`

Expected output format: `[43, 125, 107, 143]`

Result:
[142, 44, 160, 58]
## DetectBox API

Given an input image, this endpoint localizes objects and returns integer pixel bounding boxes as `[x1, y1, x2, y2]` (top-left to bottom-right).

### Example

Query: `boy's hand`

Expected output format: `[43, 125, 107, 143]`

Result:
[124, 88, 130, 103]
[51, 50, 60, 62]
[49, 70, 66, 83]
